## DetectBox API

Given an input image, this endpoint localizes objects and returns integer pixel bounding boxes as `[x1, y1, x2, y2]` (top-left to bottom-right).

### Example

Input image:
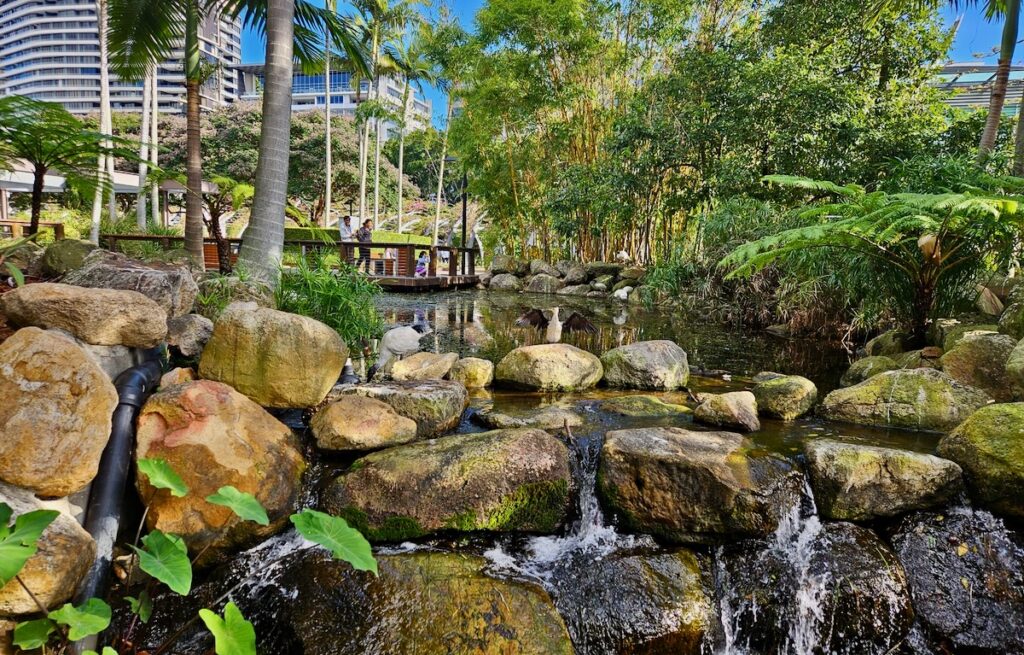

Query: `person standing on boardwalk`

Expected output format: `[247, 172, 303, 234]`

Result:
[339, 215, 354, 241]
[355, 219, 373, 273]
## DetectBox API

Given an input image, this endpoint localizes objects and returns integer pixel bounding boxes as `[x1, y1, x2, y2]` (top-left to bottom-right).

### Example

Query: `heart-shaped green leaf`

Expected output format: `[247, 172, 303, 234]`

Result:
[199, 602, 257, 655]
[132, 530, 192, 595]
[126, 589, 153, 623]
[12, 618, 55, 650]
[290, 510, 377, 575]
[50, 598, 112, 640]
[0, 503, 59, 586]
[83, 648, 119, 655]
[137, 458, 189, 497]
[206, 486, 269, 526]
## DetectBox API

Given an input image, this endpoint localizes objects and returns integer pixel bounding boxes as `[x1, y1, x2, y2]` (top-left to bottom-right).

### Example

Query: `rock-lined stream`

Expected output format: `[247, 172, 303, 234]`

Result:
[127, 290, 1024, 654]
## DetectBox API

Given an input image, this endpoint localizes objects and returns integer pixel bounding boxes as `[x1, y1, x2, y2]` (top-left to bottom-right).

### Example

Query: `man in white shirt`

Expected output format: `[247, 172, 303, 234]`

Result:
[339, 216, 354, 241]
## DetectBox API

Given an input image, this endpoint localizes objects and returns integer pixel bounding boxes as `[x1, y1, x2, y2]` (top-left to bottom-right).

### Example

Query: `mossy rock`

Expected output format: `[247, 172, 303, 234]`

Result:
[752, 375, 817, 420]
[600, 395, 691, 417]
[1007, 338, 1024, 400]
[864, 330, 910, 357]
[942, 323, 998, 351]
[36, 239, 96, 278]
[938, 403, 1024, 518]
[322, 428, 571, 541]
[818, 368, 991, 432]
[998, 302, 1024, 340]
[940, 332, 1017, 402]
[331, 379, 469, 438]
[472, 405, 583, 430]
[893, 348, 943, 370]
[601, 340, 689, 390]
[497, 344, 603, 391]
[840, 356, 898, 387]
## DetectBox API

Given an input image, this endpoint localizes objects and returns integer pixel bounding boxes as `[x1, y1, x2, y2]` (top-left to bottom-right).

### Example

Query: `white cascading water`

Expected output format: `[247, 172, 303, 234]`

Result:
[716, 477, 827, 655]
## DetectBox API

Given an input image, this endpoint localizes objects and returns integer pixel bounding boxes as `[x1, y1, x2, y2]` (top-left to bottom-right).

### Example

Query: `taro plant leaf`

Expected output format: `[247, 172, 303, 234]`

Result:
[0, 503, 59, 586]
[199, 602, 257, 655]
[4, 262, 24, 287]
[137, 458, 189, 497]
[12, 617, 56, 650]
[84, 649, 119, 655]
[126, 589, 153, 623]
[290, 509, 377, 575]
[50, 598, 112, 640]
[206, 486, 269, 526]
[132, 530, 192, 595]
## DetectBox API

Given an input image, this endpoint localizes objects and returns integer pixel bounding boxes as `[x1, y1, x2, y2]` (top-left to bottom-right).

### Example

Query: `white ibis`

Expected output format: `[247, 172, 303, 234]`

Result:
[368, 323, 433, 379]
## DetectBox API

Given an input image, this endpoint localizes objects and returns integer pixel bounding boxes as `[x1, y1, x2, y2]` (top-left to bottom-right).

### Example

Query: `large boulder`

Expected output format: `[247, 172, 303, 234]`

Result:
[496, 344, 603, 391]
[332, 379, 468, 438]
[999, 301, 1024, 340]
[805, 439, 963, 520]
[600, 340, 689, 390]
[389, 351, 458, 382]
[584, 262, 622, 280]
[599, 394, 691, 417]
[311, 395, 418, 452]
[165, 313, 213, 358]
[0, 328, 118, 497]
[940, 332, 1017, 401]
[448, 357, 494, 388]
[556, 283, 591, 296]
[490, 254, 529, 276]
[525, 273, 565, 294]
[693, 391, 760, 432]
[1007, 337, 1024, 399]
[48, 328, 149, 380]
[288, 551, 574, 655]
[598, 427, 802, 543]
[752, 375, 817, 420]
[943, 323, 998, 351]
[0, 483, 95, 615]
[892, 509, 1024, 654]
[322, 428, 571, 541]
[938, 403, 1024, 517]
[818, 368, 991, 432]
[563, 264, 587, 285]
[36, 238, 96, 278]
[199, 303, 347, 408]
[841, 356, 900, 386]
[590, 274, 616, 291]
[529, 259, 562, 278]
[194, 276, 275, 320]
[547, 549, 714, 654]
[893, 347, 943, 370]
[619, 266, 645, 281]
[135, 380, 306, 563]
[488, 273, 523, 292]
[720, 522, 913, 654]
[63, 249, 198, 318]
[0, 282, 167, 348]
[864, 329, 910, 356]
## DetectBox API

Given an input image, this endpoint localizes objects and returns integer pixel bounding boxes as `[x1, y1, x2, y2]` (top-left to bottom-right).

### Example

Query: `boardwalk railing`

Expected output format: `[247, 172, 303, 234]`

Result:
[98, 234, 477, 289]
[1, 220, 65, 240]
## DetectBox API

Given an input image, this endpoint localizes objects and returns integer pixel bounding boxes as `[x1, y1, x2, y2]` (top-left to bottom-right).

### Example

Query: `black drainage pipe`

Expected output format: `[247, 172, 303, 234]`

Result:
[74, 352, 163, 607]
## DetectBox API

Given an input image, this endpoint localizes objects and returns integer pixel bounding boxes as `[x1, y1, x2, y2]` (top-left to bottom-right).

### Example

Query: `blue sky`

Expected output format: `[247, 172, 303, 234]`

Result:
[240, 4, 1006, 126]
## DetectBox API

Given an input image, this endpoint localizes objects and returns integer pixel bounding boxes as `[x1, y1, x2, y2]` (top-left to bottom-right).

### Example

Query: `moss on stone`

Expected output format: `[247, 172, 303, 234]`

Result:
[336, 505, 427, 542]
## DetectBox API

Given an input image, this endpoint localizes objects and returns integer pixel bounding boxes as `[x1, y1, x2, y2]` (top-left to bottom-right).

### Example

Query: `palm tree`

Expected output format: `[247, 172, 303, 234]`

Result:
[90, 0, 117, 243]
[0, 97, 130, 236]
[392, 40, 434, 232]
[136, 63, 154, 229]
[204, 175, 254, 273]
[324, 0, 336, 228]
[871, 1, 1018, 162]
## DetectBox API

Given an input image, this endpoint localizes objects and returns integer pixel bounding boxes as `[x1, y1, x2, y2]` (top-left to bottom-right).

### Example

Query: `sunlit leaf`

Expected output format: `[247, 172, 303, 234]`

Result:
[132, 530, 192, 595]
[83, 648, 119, 655]
[50, 598, 112, 640]
[0, 503, 59, 586]
[137, 458, 189, 497]
[290, 509, 377, 575]
[12, 618, 55, 650]
[199, 602, 257, 655]
[206, 486, 269, 526]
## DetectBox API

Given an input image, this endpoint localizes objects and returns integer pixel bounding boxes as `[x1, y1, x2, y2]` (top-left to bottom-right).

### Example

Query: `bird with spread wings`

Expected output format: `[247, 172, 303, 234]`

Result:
[516, 306, 597, 343]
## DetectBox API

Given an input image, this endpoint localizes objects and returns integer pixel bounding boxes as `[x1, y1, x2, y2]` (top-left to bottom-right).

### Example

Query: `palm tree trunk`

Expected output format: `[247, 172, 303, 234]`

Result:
[357, 31, 379, 222]
[89, 0, 111, 242]
[1014, 101, 1024, 176]
[433, 95, 454, 245]
[397, 81, 409, 233]
[237, 0, 295, 284]
[136, 63, 152, 229]
[150, 71, 160, 225]
[324, 2, 333, 228]
[30, 164, 45, 235]
[979, 0, 1020, 161]
[183, 3, 205, 263]
[373, 119, 381, 224]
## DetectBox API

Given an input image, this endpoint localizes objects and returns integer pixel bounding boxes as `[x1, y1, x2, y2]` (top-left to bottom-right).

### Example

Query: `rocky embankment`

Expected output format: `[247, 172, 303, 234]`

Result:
[1, 240, 1023, 655]
[478, 256, 649, 303]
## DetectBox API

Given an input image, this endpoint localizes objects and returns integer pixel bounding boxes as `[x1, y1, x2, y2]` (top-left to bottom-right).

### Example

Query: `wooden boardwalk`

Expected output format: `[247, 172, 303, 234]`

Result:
[98, 234, 479, 292]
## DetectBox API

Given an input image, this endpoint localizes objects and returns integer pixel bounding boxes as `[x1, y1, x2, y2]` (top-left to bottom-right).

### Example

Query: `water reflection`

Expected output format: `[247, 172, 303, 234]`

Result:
[375, 290, 853, 391]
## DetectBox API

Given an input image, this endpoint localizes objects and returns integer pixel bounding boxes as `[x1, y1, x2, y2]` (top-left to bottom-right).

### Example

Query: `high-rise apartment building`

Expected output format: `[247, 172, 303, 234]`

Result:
[0, 0, 242, 114]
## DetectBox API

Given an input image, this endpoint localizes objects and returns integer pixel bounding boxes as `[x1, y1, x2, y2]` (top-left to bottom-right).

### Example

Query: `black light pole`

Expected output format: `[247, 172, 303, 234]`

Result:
[461, 168, 468, 275]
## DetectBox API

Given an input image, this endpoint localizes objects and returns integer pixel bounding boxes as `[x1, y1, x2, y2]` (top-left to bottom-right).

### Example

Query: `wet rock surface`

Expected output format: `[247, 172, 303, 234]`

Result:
[599, 428, 802, 543]
[599, 394, 691, 417]
[891, 508, 1024, 654]
[497, 343, 603, 391]
[448, 356, 494, 388]
[389, 351, 458, 381]
[310, 395, 418, 451]
[600, 340, 689, 390]
[332, 379, 468, 438]
[751, 375, 817, 420]
[322, 428, 572, 541]
[473, 405, 584, 430]
[940, 332, 1017, 401]
[694, 391, 760, 432]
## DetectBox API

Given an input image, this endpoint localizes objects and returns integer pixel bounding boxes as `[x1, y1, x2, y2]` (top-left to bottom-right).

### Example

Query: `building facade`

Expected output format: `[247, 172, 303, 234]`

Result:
[934, 62, 1024, 115]
[236, 64, 433, 137]
[0, 0, 242, 114]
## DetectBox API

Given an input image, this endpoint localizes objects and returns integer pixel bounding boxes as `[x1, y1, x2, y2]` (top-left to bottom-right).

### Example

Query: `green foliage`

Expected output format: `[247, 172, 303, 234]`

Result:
[199, 602, 257, 655]
[84, 649, 119, 655]
[12, 617, 54, 649]
[291, 509, 378, 575]
[138, 457, 190, 497]
[132, 530, 193, 595]
[49, 598, 112, 640]
[275, 255, 384, 349]
[126, 590, 153, 623]
[0, 235, 37, 287]
[206, 486, 270, 526]
[0, 502, 59, 586]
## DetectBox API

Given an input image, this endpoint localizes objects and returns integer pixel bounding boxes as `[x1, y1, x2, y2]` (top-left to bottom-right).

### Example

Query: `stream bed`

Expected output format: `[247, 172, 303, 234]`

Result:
[129, 291, 1024, 655]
